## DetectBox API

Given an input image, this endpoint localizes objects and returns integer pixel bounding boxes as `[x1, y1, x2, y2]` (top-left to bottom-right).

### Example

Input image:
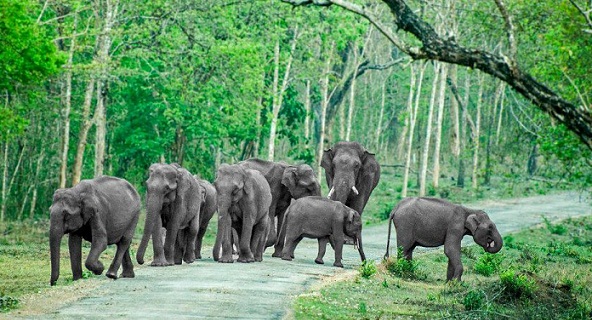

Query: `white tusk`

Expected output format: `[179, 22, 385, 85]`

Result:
[327, 186, 335, 199]
[352, 186, 359, 195]
[489, 241, 495, 248]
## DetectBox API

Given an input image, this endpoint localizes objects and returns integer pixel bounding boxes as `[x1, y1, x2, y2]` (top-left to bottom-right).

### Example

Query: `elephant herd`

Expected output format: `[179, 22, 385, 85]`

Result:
[49, 141, 503, 286]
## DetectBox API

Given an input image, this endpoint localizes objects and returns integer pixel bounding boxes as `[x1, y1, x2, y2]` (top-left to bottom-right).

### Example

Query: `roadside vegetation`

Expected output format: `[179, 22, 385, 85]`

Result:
[293, 215, 592, 319]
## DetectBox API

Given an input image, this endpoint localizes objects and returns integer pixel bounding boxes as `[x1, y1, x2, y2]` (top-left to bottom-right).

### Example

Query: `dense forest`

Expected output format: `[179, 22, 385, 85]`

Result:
[1, 0, 591, 222]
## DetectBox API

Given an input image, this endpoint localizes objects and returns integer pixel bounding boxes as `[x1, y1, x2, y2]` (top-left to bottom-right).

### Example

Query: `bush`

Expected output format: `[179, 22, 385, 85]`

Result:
[0, 295, 19, 312]
[542, 216, 568, 235]
[463, 289, 486, 311]
[473, 253, 503, 276]
[384, 250, 424, 280]
[500, 269, 535, 298]
[359, 260, 377, 279]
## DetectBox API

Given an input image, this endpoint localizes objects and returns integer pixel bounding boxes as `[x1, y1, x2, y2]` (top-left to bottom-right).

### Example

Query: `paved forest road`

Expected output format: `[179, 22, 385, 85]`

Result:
[14, 192, 592, 319]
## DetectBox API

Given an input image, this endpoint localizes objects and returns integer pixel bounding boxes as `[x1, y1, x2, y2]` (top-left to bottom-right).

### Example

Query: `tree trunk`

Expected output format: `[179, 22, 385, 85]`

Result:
[29, 151, 44, 220]
[304, 79, 311, 142]
[268, 27, 298, 161]
[457, 73, 471, 188]
[449, 65, 460, 157]
[1, 141, 8, 222]
[472, 74, 484, 190]
[432, 63, 448, 189]
[495, 83, 507, 145]
[375, 80, 386, 150]
[401, 63, 426, 197]
[72, 79, 95, 185]
[317, 41, 335, 183]
[59, 15, 77, 189]
[419, 63, 440, 196]
[94, 82, 106, 177]
[345, 45, 359, 142]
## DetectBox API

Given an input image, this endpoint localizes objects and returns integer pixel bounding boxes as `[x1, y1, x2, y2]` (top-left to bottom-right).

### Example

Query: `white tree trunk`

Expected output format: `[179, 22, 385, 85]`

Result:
[419, 63, 440, 196]
[375, 81, 386, 149]
[432, 63, 448, 189]
[72, 79, 95, 185]
[495, 83, 507, 145]
[304, 80, 311, 142]
[317, 41, 335, 183]
[472, 75, 484, 190]
[59, 15, 77, 189]
[0, 140, 8, 222]
[449, 65, 460, 157]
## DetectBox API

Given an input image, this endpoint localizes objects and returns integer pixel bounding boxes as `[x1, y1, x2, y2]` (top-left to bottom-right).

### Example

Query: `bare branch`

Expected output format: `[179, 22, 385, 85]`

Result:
[568, 0, 592, 33]
[493, 0, 518, 70]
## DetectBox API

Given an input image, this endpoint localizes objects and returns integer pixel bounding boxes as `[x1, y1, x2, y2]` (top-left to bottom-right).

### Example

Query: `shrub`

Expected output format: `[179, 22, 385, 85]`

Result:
[474, 253, 503, 276]
[384, 251, 423, 280]
[359, 260, 377, 279]
[542, 216, 568, 235]
[463, 289, 486, 311]
[0, 295, 19, 312]
[500, 269, 535, 298]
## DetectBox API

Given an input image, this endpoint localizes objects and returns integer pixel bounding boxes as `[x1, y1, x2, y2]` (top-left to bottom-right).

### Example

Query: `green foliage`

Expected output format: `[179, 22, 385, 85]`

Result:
[463, 289, 486, 311]
[0, 295, 19, 312]
[473, 253, 504, 277]
[384, 248, 424, 280]
[358, 260, 377, 279]
[542, 216, 568, 235]
[499, 269, 535, 299]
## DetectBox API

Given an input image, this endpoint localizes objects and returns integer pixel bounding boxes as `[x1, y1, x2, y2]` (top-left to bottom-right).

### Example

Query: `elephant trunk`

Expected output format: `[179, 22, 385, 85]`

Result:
[331, 171, 357, 204]
[49, 219, 63, 286]
[355, 233, 366, 262]
[136, 192, 163, 264]
[486, 230, 503, 253]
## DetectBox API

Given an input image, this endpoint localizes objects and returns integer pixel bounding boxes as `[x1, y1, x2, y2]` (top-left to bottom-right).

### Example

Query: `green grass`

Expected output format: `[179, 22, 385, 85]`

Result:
[293, 215, 592, 319]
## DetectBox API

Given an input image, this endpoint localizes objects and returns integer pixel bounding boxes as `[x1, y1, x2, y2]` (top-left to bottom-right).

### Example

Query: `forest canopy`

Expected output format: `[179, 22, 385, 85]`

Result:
[0, 0, 590, 222]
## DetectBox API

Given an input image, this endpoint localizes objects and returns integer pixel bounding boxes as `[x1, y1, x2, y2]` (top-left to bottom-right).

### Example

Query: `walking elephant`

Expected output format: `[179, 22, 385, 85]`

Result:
[136, 163, 204, 266]
[276, 196, 366, 267]
[321, 141, 380, 216]
[214, 164, 271, 263]
[49, 176, 140, 286]
[239, 158, 321, 256]
[385, 197, 503, 281]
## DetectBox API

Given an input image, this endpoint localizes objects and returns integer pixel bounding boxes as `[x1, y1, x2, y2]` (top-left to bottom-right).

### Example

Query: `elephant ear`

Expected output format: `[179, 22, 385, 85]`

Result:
[175, 167, 191, 197]
[79, 185, 99, 224]
[320, 149, 334, 187]
[281, 167, 298, 191]
[346, 208, 355, 223]
[465, 214, 480, 235]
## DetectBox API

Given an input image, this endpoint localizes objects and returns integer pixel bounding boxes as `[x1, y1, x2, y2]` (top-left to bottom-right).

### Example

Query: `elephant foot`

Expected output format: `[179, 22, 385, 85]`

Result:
[218, 257, 234, 263]
[150, 257, 173, 267]
[85, 261, 104, 275]
[333, 261, 344, 268]
[238, 257, 255, 263]
[121, 270, 135, 278]
[106, 271, 118, 280]
[183, 258, 195, 264]
[271, 250, 282, 258]
[315, 258, 324, 264]
[281, 255, 293, 261]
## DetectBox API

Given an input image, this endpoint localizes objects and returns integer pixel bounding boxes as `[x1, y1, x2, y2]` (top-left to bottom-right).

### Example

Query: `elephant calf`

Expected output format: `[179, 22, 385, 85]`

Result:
[49, 176, 141, 285]
[385, 197, 503, 281]
[277, 196, 366, 267]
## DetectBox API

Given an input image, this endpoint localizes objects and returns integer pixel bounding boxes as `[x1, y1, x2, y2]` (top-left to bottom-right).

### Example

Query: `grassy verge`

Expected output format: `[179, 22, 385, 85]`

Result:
[0, 216, 218, 313]
[292, 215, 592, 319]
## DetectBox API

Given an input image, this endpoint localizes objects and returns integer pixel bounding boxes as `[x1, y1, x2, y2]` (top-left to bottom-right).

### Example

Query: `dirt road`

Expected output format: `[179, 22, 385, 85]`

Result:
[9, 192, 591, 319]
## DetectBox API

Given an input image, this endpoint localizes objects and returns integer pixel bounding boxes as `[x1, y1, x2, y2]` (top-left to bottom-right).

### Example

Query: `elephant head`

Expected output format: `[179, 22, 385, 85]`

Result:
[214, 164, 248, 216]
[136, 163, 179, 265]
[465, 211, 503, 253]
[281, 164, 321, 199]
[321, 142, 379, 213]
[342, 207, 366, 262]
[49, 184, 98, 286]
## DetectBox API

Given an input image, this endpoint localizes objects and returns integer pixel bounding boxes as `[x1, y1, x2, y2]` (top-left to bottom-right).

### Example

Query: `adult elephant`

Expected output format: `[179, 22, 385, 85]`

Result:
[49, 176, 140, 286]
[385, 197, 503, 281]
[193, 177, 217, 259]
[321, 141, 380, 216]
[239, 158, 321, 256]
[214, 164, 271, 263]
[136, 163, 204, 266]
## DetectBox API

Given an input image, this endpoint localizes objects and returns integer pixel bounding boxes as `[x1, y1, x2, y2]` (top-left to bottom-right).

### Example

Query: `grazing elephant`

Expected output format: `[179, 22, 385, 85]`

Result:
[385, 197, 503, 281]
[193, 177, 217, 259]
[239, 158, 321, 256]
[277, 196, 366, 268]
[214, 164, 271, 263]
[136, 163, 204, 266]
[321, 142, 380, 216]
[49, 176, 140, 286]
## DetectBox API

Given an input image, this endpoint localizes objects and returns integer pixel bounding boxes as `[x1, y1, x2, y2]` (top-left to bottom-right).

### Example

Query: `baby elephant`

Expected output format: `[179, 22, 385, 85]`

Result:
[277, 196, 366, 267]
[49, 176, 141, 285]
[385, 197, 503, 281]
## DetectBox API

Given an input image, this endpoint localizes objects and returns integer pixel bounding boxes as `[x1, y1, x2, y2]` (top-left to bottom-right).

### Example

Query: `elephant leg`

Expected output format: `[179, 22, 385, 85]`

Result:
[120, 248, 135, 278]
[68, 234, 83, 281]
[183, 218, 199, 264]
[174, 231, 184, 265]
[238, 226, 255, 263]
[315, 237, 330, 264]
[85, 233, 107, 275]
[331, 233, 345, 268]
[251, 218, 269, 262]
[106, 240, 129, 280]
[218, 215, 234, 263]
[281, 233, 302, 261]
[272, 213, 286, 257]
[444, 238, 463, 281]
[265, 200, 278, 248]
[151, 216, 170, 266]
[194, 220, 209, 259]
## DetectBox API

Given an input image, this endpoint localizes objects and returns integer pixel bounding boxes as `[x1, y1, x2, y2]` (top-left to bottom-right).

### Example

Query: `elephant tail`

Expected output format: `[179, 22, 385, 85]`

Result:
[384, 209, 396, 260]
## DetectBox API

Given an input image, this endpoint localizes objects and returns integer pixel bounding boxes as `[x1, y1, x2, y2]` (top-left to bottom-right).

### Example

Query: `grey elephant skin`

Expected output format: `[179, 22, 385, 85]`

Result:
[136, 163, 204, 266]
[193, 177, 217, 259]
[277, 196, 366, 268]
[385, 197, 503, 281]
[321, 141, 380, 216]
[213, 164, 272, 263]
[239, 158, 321, 256]
[49, 176, 141, 286]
